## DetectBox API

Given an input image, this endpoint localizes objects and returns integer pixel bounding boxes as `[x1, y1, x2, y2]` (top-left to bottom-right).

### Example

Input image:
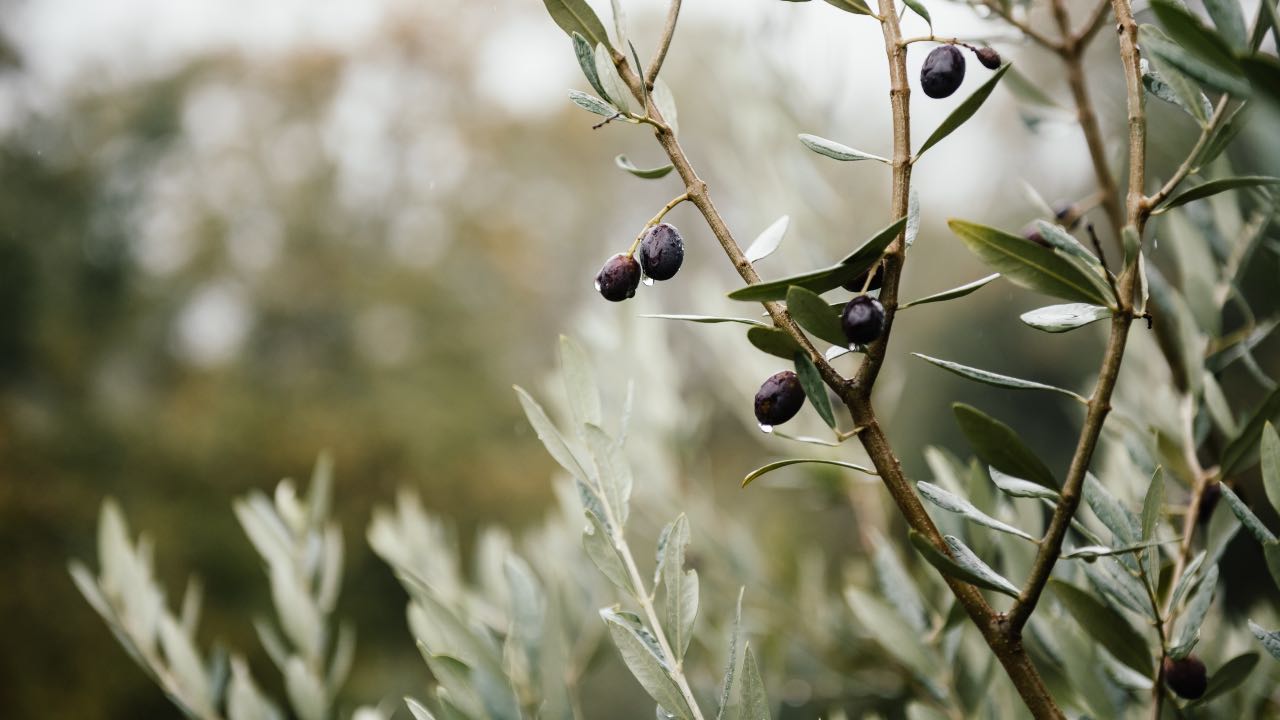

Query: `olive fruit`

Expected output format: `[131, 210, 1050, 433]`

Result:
[921, 45, 966, 99]
[638, 223, 685, 281]
[1197, 482, 1221, 524]
[841, 263, 885, 292]
[595, 253, 641, 302]
[841, 295, 886, 346]
[1055, 202, 1082, 230]
[1163, 656, 1208, 700]
[754, 371, 806, 428]
[975, 47, 1002, 70]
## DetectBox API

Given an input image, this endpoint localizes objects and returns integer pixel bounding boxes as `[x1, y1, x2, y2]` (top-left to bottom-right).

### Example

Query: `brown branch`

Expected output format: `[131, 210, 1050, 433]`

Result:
[1008, 0, 1147, 634]
[1143, 96, 1232, 214]
[645, 0, 682, 89]
[1072, 0, 1114, 47]
[979, 0, 1063, 51]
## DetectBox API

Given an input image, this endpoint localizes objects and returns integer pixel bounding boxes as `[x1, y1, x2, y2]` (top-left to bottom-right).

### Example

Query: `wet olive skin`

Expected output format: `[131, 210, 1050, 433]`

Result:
[754, 371, 806, 427]
[595, 254, 642, 302]
[841, 295, 886, 346]
[921, 45, 966, 99]
[639, 223, 685, 281]
[1163, 656, 1208, 700]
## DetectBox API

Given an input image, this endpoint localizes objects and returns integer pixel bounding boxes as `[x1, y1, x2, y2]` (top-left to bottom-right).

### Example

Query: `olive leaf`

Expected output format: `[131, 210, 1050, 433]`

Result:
[845, 585, 940, 677]
[572, 32, 610, 100]
[899, 273, 999, 309]
[1219, 483, 1277, 544]
[913, 353, 1086, 402]
[1139, 24, 1249, 96]
[902, 0, 931, 29]
[1143, 56, 1213, 125]
[568, 90, 619, 118]
[659, 515, 698, 660]
[1172, 564, 1219, 653]
[1221, 389, 1280, 477]
[1148, 0, 1241, 78]
[715, 589, 745, 720]
[739, 644, 771, 720]
[1155, 176, 1280, 212]
[1249, 620, 1280, 661]
[908, 530, 1021, 598]
[1190, 652, 1259, 706]
[797, 133, 888, 163]
[1050, 580, 1152, 675]
[953, 403, 1057, 489]
[600, 608, 691, 717]
[794, 353, 837, 429]
[989, 468, 1061, 501]
[593, 43, 631, 113]
[745, 216, 790, 263]
[916, 480, 1036, 541]
[1262, 422, 1280, 518]
[787, 287, 846, 347]
[949, 220, 1114, 305]
[1203, 0, 1248, 49]
[916, 63, 1010, 158]
[641, 314, 769, 327]
[727, 217, 906, 302]
[614, 155, 674, 179]
[741, 458, 876, 488]
[747, 326, 804, 360]
[543, 0, 612, 50]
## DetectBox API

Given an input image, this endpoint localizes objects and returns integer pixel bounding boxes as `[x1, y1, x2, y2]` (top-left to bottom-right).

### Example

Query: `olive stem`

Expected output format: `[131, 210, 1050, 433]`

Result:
[645, 0, 682, 89]
[626, 192, 690, 256]
[977, 0, 1063, 51]
[898, 35, 981, 50]
[1142, 96, 1232, 215]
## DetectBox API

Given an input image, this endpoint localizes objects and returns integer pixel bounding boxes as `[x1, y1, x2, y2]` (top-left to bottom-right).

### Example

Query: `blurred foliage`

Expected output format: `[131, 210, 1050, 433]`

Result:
[2, 0, 1280, 717]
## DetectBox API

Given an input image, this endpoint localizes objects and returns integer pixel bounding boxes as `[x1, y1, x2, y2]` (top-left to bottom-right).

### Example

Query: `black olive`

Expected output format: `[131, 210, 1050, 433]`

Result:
[841, 295, 886, 346]
[1163, 656, 1207, 700]
[595, 254, 641, 302]
[754, 371, 806, 427]
[921, 45, 966, 99]
[638, 223, 685, 281]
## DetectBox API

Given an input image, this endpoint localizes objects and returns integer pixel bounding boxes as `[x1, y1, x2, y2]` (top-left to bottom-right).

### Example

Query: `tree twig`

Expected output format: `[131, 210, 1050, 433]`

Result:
[1143, 96, 1232, 214]
[978, 0, 1063, 51]
[645, 0, 682, 89]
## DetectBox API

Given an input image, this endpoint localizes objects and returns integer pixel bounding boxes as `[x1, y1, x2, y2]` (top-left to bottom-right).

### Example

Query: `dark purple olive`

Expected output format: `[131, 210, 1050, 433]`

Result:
[1055, 202, 1082, 230]
[754, 371, 806, 427]
[975, 47, 1002, 70]
[595, 253, 641, 302]
[1163, 656, 1207, 700]
[841, 295, 886, 346]
[921, 45, 966, 99]
[841, 263, 885, 292]
[638, 223, 684, 281]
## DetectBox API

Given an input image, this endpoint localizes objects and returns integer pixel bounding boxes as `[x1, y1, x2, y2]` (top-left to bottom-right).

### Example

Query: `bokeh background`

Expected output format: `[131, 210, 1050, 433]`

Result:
[1, 0, 1278, 717]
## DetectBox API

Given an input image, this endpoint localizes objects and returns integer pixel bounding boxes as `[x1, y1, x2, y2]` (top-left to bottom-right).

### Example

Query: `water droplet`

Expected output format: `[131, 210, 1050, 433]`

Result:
[758, 423, 774, 434]
[593, 280, 602, 291]
[1152, 238, 1159, 249]
[642, 277, 655, 286]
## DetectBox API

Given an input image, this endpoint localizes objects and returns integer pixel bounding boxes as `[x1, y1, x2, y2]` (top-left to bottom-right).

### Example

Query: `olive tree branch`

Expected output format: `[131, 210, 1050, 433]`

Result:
[1007, 0, 1147, 635]
[1143, 97, 1232, 213]
[645, 0, 682, 89]
[978, 0, 1063, 50]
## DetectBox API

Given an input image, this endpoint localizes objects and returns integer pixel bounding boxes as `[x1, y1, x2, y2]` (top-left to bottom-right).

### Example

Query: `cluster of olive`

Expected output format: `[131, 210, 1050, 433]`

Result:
[753, 263, 887, 429]
[595, 223, 685, 301]
[920, 43, 1001, 99]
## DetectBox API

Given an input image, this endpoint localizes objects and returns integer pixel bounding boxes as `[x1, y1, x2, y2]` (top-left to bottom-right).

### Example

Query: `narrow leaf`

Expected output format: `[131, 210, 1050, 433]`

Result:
[902, 0, 932, 28]
[715, 588, 745, 720]
[1061, 538, 1176, 560]
[1264, 423, 1280, 520]
[1221, 389, 1280, 476]
[1140, 24, 1250, 95]
[1248, 620, 1280, 661]
[1050, 580, 1152, 675]
[908, 530, 1020, 598]
[798, 133, 888, 163]
[1191, 652, 1259, 706]
[1220, 483, 1277, 544]
[514, 386, 590, 482]
[739, 645, 771, 720]
[615, 155, 674, 179]
[917, 480, 1035, 540]
[871, 534, 929, 632]
[787, 287, 846, 347]
[1033, 220, 1101, 265]
[989, 468, 1061, 500]
[900, 273, 999, 309]
[568, 90, 617, 117]
[661, 515, 699, 660]
[1173, 564, 1219, 652]
[1157, 176, 1280, 212]
[601, 609, 691, 717]
[1085, 473, 1140, 545]
[949, 220, 1113, 305]
[560, 335, 601, 429]
[954, 403, 1056, 488]
[913, 353, 1085, 401]
[742, 459, 876, 488]
[745, 216, 790, 263]
[594, 43, 630, 113]
[543, 0, 612, 50]
[746, 326, 803, 360]
[1204, 0, 1248, 49]
[794, 353, 836, 429]
[1020, 303, 1112, 333]
[641, 314, 768, 327]
[917, 64, 1010, 157]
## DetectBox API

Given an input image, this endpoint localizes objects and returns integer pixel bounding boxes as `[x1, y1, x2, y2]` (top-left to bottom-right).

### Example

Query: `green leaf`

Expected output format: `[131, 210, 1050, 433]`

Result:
[641, 314, 768, 327]
[794, 353, 837, 429]
[1085, 473, 1140, 545]
[822, 0, 875, 16]
[715, 588, 744, 720]
[1061, 538, 1175, 560]
[1033, 220, 1101, 265]
[1203, 0, 1248, 49]
[543, 0, 612, 50]
[1169, 551, 1206, 612]
[405, 697, 438, 720]
[614, 155, 674, 179]
[584, 514, 631, 591]
[989, 468, 1061, 500]
[1221, 483, 1278, 544]
[594, 43, 631, 113]
[746, 326, 803, 360]
[572, 32, 610, 100]
[660, 515, 699, 660]
[514, 386, 590, 482]
[1156, 176, 1280, 212]
[1143, 57, 1212, 124]
[949, 220, 1113, 305]
[845, 585, 939, 677]
[1020, 303, 1113, 333]
[798, 133, 888, 163]
[953, 403, 1057, 488]
[1264, 423, 1280, 519]
[901, 0, 931, 28]
[1139, 24, 1250, 96]
[1266, 542, 1280, 590]
[740, 644, 771, 720]
[900, 273, 999, 309]
[917, 63, 1010, 157]
[727, 217, 906, 302]
[787, 287, 846, 347]
[1191, 652, 1259, 706]
[585, 424, 631, 526]
[1149, 1, 1241, 75]
[905, 187, 921, 247]
[1249, 620, 1280, 661]
[741, 458, 876, 488]
[913, 353, 1085, 402]
[1172, 564, 1219, 652]
[917, 480, 1035, 541]
[1141, 467, 1165, 580]
[908, 530, 1020, 598]
[1084, 561, 1152, 617]
[560, 335, 601, 429]
[745, 216, 790, 263]
[600, 609, 690, 716]
[1221, 390, 1280, 476]
[1050, 580, 1152, 675]
[871, 533, 929, 633]
[568, 90, 618, 117]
